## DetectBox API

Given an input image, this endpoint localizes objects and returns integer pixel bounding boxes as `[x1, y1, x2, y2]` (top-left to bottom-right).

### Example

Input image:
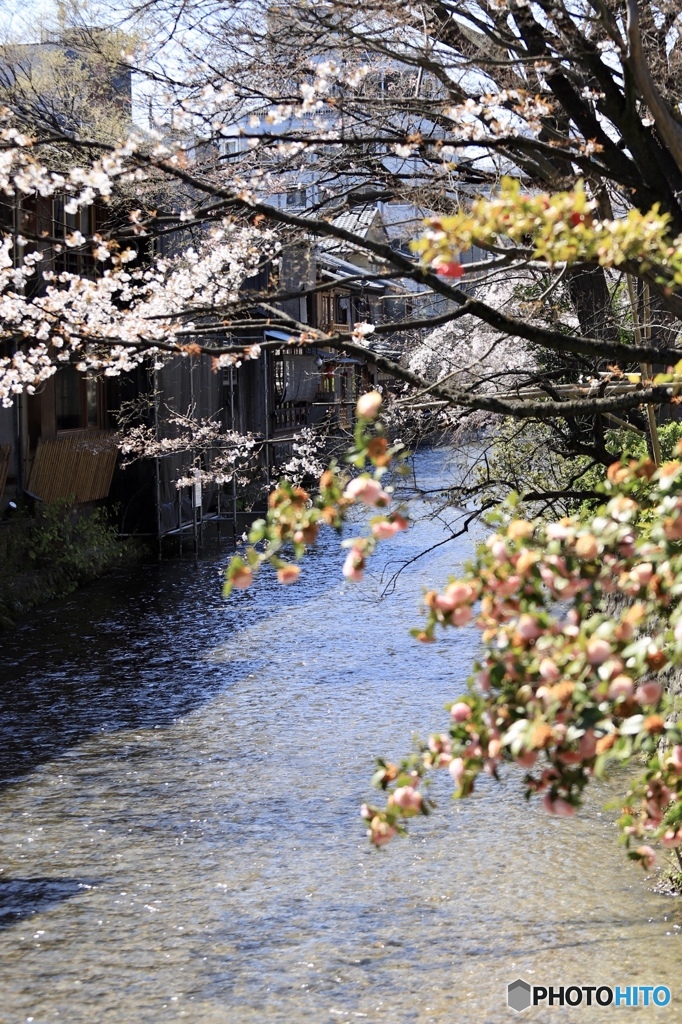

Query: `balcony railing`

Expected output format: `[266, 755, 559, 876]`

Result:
[319, 321, 351, 336]
[274, 403, 308, 432]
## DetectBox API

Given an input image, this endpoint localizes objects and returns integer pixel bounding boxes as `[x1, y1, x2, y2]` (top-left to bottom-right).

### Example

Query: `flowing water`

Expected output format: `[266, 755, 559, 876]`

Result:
[0, 449, 680, 1023]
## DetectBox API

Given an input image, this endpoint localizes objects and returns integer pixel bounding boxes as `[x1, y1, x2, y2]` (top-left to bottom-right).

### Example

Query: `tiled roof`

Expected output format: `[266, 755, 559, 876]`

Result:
[328, 206, 379, 238]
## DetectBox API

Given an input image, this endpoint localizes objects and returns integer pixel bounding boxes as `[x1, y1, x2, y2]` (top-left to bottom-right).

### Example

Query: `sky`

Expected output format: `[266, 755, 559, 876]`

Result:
[0, 0, 122, 43]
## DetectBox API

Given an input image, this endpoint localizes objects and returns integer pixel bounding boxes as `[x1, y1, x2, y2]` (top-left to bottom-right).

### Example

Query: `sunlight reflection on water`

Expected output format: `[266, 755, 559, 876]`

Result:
[0, 449, 680, 1023]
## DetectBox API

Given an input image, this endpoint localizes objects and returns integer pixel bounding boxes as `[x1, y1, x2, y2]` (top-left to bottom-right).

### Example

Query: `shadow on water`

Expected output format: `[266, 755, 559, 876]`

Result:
[0, 877, 100, 929]
[0, 538, 342, 789]
[0, 452, 458, 789]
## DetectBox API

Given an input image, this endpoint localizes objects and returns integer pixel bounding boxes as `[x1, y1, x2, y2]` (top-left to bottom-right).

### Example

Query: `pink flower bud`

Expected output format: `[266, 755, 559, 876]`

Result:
[451, 605, 473, 627]
[371, 515, 408, 539]
[231, 566, 253, 589]
[539, 658, 561, 681]
[661, 829, 682, 849]
[390, 786, 423, 814]
[343, 476, 389, 506]
[372, 519, 398, 539]
[668, 745, 682, 772]
[444, 582, 473, 605]
[635, 845, 656, 869]
[448, 757, 465, 784]
[488, 737, 502, 759]
[631, 562, 653, 586]
[586, 638, 612, 666]
[277, 564, 301, 585]
[608, 675, 634, 700]
[601, 657, 625, 680]
[536, 685, 553, 707]
[634, 680, 662, 705]
[517, 615, 542, 640]
[645, 800, 663, 823]
[651, 783, 670, 805]
[490, 540, 508, 562]
[450, 702, 472, 722]
[342, 548, 365, 582]
[369, 818, 397, 847]
[356, 391, 382, 420]
[476, 670, 490, 692]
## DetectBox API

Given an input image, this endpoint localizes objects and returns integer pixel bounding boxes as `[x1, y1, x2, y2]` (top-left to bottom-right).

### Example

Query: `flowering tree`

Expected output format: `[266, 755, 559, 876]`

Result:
[226, 389, 682, 872]
[6, 0, 682, 478]
[361, 445, 682, 869]
[1, 0, 682, 874]
[117, 410, 261, 489]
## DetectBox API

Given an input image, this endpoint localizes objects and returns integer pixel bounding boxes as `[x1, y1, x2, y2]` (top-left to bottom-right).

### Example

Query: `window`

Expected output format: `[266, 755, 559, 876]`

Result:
[273, 354, 319, 403]
[220, 137, 241, 158]
[86, 376, 100, 427]
[53, 197, 94, 277]
[56, 366, 82, 430]
[336, 296, 350, 324]
[286, 187, 307, 209]
[274, 355, 285, 402]
[283, 182, 317, 209]
[319, 293, 332, 326]
[55, 367, 102, 431]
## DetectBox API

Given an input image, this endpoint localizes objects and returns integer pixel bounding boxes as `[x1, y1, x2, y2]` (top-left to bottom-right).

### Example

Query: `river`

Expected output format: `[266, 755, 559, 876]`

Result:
[0, 449, 680, 1023]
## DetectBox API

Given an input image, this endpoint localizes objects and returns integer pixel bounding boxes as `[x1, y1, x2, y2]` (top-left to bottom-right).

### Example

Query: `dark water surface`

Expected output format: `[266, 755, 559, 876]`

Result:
[0, 450, 680, 1023]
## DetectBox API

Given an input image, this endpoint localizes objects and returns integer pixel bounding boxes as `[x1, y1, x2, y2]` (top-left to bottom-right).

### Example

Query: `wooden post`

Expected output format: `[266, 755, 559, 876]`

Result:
[626, 274, 661, 466]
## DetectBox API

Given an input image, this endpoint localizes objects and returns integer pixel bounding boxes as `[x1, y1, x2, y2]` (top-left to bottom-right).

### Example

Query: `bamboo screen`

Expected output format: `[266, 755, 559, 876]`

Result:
[27, 431, 118, 504]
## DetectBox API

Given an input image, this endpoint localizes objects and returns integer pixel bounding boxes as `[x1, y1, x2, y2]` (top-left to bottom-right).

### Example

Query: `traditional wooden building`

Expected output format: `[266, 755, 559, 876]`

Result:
[0, 195, 428, 539]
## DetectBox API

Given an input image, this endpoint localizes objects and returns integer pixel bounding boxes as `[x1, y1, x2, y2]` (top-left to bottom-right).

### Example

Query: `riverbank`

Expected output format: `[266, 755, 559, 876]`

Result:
[0, 501, 142, 628]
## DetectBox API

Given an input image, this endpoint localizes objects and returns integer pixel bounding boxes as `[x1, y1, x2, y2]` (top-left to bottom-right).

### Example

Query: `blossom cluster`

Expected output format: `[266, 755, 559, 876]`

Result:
[443, 89, 555, 140]
[412, 177, 680, 284]
[224, 392, 410, 592]
[118, 414, 260, 489]
[363, 455, 682, 866]
[0, 114, 284, 406]
[278, 426, 328, 486]
[0, 223, 276, 407]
